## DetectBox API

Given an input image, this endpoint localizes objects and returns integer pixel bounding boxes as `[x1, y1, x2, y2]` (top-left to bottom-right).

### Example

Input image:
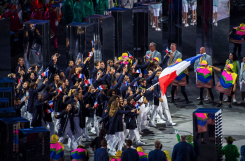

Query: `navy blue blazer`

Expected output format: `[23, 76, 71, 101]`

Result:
[27, 84, 45, 114]
[94, 147, 109, 161]
[145, 71, 157, 101]
[121, 148, 140, 161]
[148, 149, 167, 161]
[65, 66, 72, 79]
[172, 141, 196, 161]
[124, 104, 138, 130]
[152, 76, 161, 99]
[14, 101, 25, 117]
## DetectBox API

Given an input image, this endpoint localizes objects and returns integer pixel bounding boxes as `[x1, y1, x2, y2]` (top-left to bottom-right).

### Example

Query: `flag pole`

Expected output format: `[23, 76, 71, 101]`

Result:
[146, 82, 159, 91]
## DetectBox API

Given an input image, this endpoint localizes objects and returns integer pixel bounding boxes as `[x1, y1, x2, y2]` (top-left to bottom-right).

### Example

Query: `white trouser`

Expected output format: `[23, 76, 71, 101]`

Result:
[58, 121, 77, 150]
[128, 129, 140, 142]
[93, 112, 100, 136]
[160, 93, 173, 124]
[137, 104, 147, 131]
[106, 134, 115, 148]
[111, 131, 125, 152]
[73, 117, 84, 141]
[123, 122, 129, 137]
[27, 112, 33, 126]
[41, 118, 55, 136]
[85, 117, 99, 137]
[55, 112, 61, 132]
[145, 101, 154, 116]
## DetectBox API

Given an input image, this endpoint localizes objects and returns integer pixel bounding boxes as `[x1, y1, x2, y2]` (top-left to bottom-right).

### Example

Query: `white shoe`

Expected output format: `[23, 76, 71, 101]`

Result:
[166, 123, 177, 127]
[167, 95, 172, 98]
[204, 96, 210, 101]
[141, 125, 150, 130]
[109, 150, 116, 156]
[90, 128, 96, 134]
[136, 140, 146, 146]
[193, 20, 196, 23]
[188, 15, 191, 18]
[184, 24, 189, 27]
[197, 97, 201, 100]
[155, 114, 160, 119]
[233, 99, 237, 103]
[213, 19, 215, 23]
[183, 20, 185, 24]
[190, 23, 194, 26]
[148, 122, 156, 127]
[174, 96, 179, 100]
[152, 25, 156, 28]
[224, 98, 228, 102]
[156, 119, 166, 124]
[214, 23, 218, 26]
[131, 146, 136, 149]
[156, 28, 161, 31]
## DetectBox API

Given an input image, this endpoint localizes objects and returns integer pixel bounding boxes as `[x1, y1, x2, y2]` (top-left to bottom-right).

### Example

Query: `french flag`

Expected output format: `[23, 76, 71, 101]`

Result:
[46, 109, 53, 114]
[88, 52, 93, 57]
[159, 54, 204, 96]
[77, 73, 84, 79]
[133, 102, 139, 108]
[146, 54, 150, 59]
[91, 40, 94, 47]
[49, 100, 54, 107]
[41, 68, 49, 77]
[84, 80, 89, 86]
[128, 53, 133, 59]
[88, 79, 93, 84]
[18, 79, 22, 84]
[124, 81, 129, 86]
[58, 86, 62, 93]
[94, 100, 98, 107]
[133, 61, 137, 65]
[135, 69, 141, 73]
[98, 85, 104, 91]
[165, 47, 170, 53]
[133, 82, 137, 86]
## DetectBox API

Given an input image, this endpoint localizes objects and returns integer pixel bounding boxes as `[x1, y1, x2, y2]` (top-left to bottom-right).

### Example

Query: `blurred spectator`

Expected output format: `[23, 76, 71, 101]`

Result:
[148, 141, 167, 161]
[221, 136, 240, 161]
[71, 145, 89, 161]
[30, 4, 42, 20]
[90, 129, 107, 152]
[4, 4, 22, 32]
[50, 134, 65, 161]
[94, 139, 109, 161]
[121, 140, 140, 161]
[241, 145, 245, 161]
[172, 135, 196, 161]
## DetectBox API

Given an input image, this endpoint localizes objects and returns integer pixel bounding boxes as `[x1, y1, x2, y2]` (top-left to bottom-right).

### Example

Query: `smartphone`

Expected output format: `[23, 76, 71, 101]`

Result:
[31, 67, 36, 70]
[56, 54, 61, 57]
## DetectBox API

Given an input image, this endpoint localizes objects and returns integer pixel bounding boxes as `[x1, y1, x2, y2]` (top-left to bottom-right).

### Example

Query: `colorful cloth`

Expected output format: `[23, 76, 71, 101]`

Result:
[196, 113, 208, 133]
[196, 66, 213, 88]
[172, 70, 187, 86]
[71, 148, 87, 161]
[111, 158, 121, 161]
[207, 114, 215, 125]
[50, 143, 64, 161]
[216, 69, 237, 96]
[138, 151, 148, 161]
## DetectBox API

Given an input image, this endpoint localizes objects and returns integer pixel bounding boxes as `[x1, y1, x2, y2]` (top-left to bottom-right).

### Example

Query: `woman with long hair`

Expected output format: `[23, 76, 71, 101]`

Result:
[105, 100, 135, 156]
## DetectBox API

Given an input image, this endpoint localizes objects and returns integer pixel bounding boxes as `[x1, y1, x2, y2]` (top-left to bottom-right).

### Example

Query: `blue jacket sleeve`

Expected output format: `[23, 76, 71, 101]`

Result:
[114, 74, 125, 89]
[134, 94, 142, 102]
[14, 101, 25, 111]
[33, 84, 46, 94]
[116, 63, 124, 74]
[146, 71, 157, 82]
[130, 77, 140, 88]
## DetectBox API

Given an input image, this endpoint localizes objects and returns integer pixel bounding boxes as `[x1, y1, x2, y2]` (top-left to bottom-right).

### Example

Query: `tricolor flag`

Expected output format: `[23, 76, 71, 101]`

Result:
[18, 79, 22, 84]
[84, 80, 89, 86]
[133, 61, 137, 65]
[124, 81, 129, 86]
[41, 68, 49, 77]
[98, 85, 104, 91]
[135, 69, 141, 73]
[77, 73, 84, 79]
[46, 109, 53, 114]
[159, 54, 204, 96]
[133, 82, 137, 86]
[165, 47, 170, 53]
[88, 52, 93, 57]
[94, 100, 98, 107]
[49, 100, 54, 107]
[88, 79, 93, 84]
[146, 54, 150, 59]
[128, 53, 133, 59]
[91, 40, 94, 47]
[133, 102, 139, 108]
[58, 86, 62, 93]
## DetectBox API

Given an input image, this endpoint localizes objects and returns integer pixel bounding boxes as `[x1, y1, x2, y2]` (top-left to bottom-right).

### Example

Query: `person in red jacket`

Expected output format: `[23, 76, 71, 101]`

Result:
[30, 4, 42, 20]
[4, 4, 22, 32]
[44, 4, 58, 49]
